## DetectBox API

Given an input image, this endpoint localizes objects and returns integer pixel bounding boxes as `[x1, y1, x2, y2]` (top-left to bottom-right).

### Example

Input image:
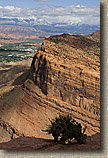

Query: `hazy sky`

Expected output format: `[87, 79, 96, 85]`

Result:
[0, 0, 100, 8]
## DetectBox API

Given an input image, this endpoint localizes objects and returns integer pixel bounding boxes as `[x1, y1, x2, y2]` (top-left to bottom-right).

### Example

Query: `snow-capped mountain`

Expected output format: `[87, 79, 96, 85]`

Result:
[0, 5, 100, 34]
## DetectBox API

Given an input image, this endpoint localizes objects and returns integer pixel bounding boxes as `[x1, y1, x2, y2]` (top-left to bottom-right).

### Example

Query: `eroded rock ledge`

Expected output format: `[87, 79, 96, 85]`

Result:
[0, 32, 100, 143]
[30, 33, 100, 120]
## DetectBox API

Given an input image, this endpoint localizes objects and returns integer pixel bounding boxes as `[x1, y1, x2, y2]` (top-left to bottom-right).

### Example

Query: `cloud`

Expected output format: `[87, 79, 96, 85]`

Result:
[0, 5, 100, 26]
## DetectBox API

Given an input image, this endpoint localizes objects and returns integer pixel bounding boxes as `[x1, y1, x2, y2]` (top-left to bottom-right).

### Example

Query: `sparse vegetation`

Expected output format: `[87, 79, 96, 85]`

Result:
[43, 115, 87, 144]
[0, 38, 43, 63]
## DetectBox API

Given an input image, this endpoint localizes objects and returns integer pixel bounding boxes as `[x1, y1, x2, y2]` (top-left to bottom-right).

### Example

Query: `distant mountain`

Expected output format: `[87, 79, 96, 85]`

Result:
[0, 18, 100, 35]
[0, 5, 100, 35]
[34, 24, 100, 35]
[0, 24, 43, 35]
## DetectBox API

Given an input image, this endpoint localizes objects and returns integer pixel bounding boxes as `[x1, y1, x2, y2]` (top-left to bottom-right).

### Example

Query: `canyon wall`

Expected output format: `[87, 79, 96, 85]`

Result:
[0, 32, 100, 142]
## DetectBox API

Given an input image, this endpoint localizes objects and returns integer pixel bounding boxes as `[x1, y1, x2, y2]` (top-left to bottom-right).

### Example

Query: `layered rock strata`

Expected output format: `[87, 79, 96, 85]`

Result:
[0, 31, 100, 143]
[29, 32, 100, 134]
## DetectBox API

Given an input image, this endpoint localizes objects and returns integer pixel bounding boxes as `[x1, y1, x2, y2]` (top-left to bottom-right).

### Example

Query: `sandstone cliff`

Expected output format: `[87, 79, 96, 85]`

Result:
[0, 31, 100, 143]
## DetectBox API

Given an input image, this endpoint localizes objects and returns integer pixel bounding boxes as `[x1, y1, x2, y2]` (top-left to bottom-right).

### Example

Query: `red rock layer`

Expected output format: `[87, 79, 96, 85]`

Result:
[0, 32, 100, 143]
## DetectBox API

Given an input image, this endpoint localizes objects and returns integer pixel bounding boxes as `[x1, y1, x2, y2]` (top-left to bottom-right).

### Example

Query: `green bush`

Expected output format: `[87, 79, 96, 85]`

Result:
[43, 115, 87, 144]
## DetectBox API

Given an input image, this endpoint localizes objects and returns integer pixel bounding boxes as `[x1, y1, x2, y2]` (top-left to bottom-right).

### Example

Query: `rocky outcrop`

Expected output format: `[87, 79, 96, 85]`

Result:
[29, 32, 100, 134]
[0, 32, 100, 143]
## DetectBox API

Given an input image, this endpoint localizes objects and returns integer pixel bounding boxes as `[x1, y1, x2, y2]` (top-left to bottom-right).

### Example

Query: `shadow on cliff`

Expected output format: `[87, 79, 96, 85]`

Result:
[0, 136, 54, 151]
[12, 70, 30, 86]
[0, 65, 30, 86]
[0, 133, 101, 151]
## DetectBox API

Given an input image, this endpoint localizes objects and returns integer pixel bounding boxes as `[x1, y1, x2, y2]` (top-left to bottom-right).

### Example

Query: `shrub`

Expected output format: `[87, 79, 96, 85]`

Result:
[43, 115, 87, 144]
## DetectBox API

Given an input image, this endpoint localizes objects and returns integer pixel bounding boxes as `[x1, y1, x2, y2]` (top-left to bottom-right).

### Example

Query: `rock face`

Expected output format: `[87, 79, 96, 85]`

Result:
[0, 31, 100, 143]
